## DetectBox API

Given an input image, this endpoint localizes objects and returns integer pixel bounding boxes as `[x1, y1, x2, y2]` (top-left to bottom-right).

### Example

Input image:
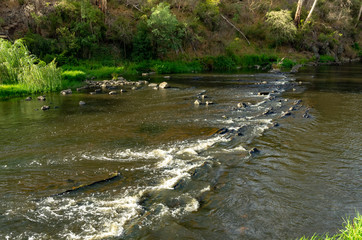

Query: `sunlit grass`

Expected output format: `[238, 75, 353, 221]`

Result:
[299, 213, 362, 240]
[0, 84, 30, 98]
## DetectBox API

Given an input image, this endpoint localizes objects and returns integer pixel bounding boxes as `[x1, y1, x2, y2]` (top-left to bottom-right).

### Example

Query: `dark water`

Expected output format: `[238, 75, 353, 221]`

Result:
[0, 64, 361, 239]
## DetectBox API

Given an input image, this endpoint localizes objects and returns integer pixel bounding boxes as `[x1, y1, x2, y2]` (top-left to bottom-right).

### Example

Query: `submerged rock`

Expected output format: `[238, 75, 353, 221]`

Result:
[205, 101, 214, 106]
[41, 105, 50, 111]
[25, 97, 32, 101]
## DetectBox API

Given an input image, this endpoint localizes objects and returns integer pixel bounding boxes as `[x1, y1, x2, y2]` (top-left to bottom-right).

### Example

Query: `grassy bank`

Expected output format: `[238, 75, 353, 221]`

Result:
[299, 213, 362, 240]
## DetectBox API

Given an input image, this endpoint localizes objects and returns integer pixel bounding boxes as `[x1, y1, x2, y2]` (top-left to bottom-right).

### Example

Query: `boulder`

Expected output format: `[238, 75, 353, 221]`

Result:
[37, 96, 46, 101]
[41, 105, 50, 111]
[148, 83, 158, 88]
[60, 89, 72, 95]
[159, 82, 169, 89]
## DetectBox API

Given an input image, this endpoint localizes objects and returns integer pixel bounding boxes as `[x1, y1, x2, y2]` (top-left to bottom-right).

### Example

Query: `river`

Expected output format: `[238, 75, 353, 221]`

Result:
[0, 63, 361, 239]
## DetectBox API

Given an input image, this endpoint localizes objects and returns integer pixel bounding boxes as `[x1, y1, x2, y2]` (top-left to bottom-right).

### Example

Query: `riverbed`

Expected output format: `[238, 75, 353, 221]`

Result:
[0, 63, 361, 239]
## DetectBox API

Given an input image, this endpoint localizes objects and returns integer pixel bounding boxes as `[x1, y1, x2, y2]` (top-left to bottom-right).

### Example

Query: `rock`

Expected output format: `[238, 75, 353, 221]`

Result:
[60, 89, 72, 95]
[41, 105, 50, 111]
[216, 128, 229, 135]
[159, 82, 169, 89]
[199, 94, 207, 100]
[262, 81, 268, 84]
[79, 101, 86, 106]
[249, 147, 260, 155]
[263, 108, 274, 115]
[290, 64, 303, 73]
[194, 99, 201, 105]
[205, 101, 214, 106]
[237, 102, 248, 108]
[25, 97, 32, 101]
[294, 99, 302, 105]
[37, 96, 46, 101]
[131, 86, 138, 90]
[142, 73, 149, 76]
[148, 83, 158, 88]
[164, 76, 170, 79]
[90, 92, 97, 95]
[258, 92, 269, 96]
[273, 122, 279, 127]
[289, 106, 296, 111]
[292, 88, 297, 92]
[153, 87, 159, 90]
[120, 89, 127, 93]
[281, 111, 291, 117]
[109, 91, 118, 95]
[269, 68, 281, 74]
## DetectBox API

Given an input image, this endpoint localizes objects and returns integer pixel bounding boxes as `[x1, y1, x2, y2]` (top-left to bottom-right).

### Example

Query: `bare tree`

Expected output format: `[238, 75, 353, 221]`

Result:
[294, 0, 304, 28]
[303, 0, 318, 28]
[356, 2, 362, 28]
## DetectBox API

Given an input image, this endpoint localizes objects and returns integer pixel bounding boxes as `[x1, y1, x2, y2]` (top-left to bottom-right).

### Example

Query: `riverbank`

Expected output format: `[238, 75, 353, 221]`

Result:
[299, 213, 361, 240]
[1, 53, 360, 99]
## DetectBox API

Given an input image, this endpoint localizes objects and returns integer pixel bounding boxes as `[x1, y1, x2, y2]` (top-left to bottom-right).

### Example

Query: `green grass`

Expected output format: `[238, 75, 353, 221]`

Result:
[0, 84, 30, 98]
[299, 213, 362, 240]
[61, 70, 87, 81]
[319, 55, 335, 63]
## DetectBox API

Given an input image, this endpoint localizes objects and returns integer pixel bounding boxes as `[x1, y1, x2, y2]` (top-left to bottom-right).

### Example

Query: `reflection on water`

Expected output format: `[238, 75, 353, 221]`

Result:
[0, 64, 361, 239]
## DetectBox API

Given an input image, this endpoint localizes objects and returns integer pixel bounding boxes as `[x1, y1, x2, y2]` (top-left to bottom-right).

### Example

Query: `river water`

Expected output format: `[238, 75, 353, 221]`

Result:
[0, 64, 361, 239]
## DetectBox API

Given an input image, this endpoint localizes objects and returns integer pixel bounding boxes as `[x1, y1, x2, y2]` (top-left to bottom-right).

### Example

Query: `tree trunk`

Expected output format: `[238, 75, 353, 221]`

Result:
[294, 0, 304, 28]
[303, 0, 318, 28]
[356, 3, 362, 28]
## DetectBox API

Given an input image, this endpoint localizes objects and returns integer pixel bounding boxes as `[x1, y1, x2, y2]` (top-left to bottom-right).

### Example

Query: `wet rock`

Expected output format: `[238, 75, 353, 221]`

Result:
[216, 128, 229, 135]
[109, 91, 118, 95]
[79, 101, 86, 106]
[258, 92, 269, 96]
[148, 83, 158, 88]
[294, 99, 302, 105]
[303, 109, 311, 118]
[205, 101, 214, 106]
[41, 105, 50, 111]
[289, 106, 296, 111]
[25, 97, 32, 101]
[290, 64, 303, 73]
[281, 111, 292, 117]
[273, 122, 280, 127]
[37, 95, 46, 101]
[159, 82, 169, 89]
[263, 108, 274, 115]
[194, 99, 201, 105]
[131, 86, 139, 90]
[199, 94, 207, 100]
[262, 81, 268, 84]
[237, 102, 248, 108]
[249, 147, 260, 155]
[60, 89, 72, 95]
[120, 89, 127, 93]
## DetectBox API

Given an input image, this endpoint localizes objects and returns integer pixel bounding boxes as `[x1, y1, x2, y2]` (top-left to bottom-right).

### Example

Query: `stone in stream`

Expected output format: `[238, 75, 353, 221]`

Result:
[79, 101, 86, 106]
[258, 92, 269, 96]
[159, 82, 169, 89]
[120, 89, 127, 93]
[294, 99, 302, 105]
[148, 83, 158, 88]
[205, 101, 214, 106]
[37, 95, 46, 101]
[194, 99, 201, 105]
[109, 91, 118, 95]
[25, 97, 32, 101]
[289, 106, 296, 111]
[41, 105, 50, 111]
[281, 111, 292, 117]
[89, 92, 97, 95]
[237, 102, 248, 108]
[249, 147, 260, 155]
[198, 94, 207, 100]
[263, 108, 274, 115]
[60, 89, 72, 95]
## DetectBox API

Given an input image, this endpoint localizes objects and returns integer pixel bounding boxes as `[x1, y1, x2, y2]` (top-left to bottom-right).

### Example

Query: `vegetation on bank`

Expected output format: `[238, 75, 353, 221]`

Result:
[299, 213, 362, 240]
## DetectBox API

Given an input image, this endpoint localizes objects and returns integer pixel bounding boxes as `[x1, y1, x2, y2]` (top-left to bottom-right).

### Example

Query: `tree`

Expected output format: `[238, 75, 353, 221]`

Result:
[266, 10, 297, 45]
[294, 0, 304, 28]
[147, 3, 185, 57]
[303, 0, 318, 29]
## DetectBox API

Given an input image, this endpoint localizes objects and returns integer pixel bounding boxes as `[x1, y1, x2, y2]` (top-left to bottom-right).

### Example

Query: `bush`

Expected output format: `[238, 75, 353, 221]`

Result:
[319, 55, 335, 63]
[265, 10, 297, 45]
[61, 70, 87, 81]
[0, 39, 62, 92]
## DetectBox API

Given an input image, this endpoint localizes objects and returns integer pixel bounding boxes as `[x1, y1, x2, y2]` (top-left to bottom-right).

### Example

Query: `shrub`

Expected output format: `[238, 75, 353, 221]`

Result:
[265, 10, 297, 45]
